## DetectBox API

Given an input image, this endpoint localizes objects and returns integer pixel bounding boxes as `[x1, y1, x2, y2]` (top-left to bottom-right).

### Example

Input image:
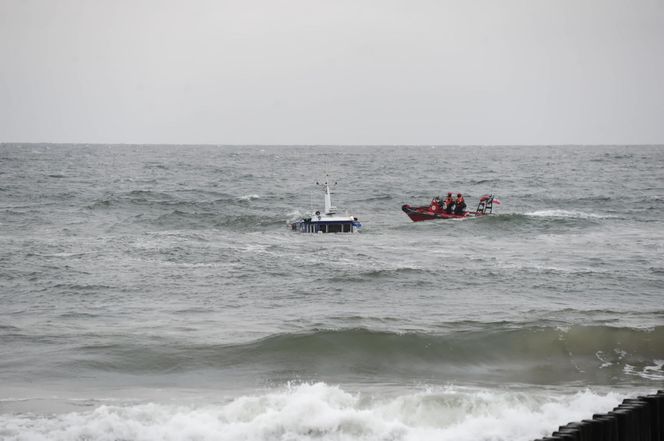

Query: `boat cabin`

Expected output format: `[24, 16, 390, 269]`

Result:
[293, 218, 357, 233]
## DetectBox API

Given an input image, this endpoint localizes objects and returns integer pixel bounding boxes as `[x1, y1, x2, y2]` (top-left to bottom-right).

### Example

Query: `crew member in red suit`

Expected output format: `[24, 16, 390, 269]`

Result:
[454, 193, 466, 214]
[444, 192, 455, 214]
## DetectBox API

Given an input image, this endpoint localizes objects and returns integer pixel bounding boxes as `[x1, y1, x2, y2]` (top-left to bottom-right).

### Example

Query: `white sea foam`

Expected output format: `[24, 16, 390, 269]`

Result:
[624, 360, 664, 381]
[237, 194, 260, 201]
[595, 351, 613, 368]
[525, 209, 612, 219]
[0, 383, 627, 441]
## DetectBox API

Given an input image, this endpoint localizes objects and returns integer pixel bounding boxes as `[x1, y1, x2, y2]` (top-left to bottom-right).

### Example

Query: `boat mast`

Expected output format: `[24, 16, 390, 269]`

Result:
[317, 174, 337, 215]
[324, 183, 335, 214]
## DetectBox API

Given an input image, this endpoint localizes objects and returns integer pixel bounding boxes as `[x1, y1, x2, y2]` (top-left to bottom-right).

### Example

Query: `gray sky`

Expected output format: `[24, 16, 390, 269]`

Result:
[1, 0, 663, 145]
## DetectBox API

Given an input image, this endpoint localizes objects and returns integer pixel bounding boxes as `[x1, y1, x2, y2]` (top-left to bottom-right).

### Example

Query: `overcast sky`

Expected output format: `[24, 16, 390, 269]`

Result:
[1, 0, 662, 145]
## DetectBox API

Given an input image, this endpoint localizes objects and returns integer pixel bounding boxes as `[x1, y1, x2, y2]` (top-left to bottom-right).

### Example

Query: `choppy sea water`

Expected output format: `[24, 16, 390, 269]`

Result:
[0, 144, 662, 441]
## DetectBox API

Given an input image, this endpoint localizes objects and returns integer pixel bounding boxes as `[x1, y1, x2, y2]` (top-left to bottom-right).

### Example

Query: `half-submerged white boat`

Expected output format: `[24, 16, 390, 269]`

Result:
[290, 179, 362, 233]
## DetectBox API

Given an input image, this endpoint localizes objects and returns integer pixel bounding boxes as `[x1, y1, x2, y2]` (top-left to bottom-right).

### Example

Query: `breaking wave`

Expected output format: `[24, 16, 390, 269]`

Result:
[0, 384, 629, 441]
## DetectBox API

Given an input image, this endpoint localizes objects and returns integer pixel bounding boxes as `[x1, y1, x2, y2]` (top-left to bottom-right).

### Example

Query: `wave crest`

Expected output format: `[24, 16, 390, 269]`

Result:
[63, 326, 664, 385]
[525, 210, 614, 219]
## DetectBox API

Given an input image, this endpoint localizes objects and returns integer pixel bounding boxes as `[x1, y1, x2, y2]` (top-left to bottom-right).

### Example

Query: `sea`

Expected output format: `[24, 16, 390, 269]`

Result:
[0, 144, 662, 441]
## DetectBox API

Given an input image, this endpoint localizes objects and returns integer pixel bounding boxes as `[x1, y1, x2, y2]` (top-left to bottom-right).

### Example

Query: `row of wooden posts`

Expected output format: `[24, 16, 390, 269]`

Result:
[536, 390, 664, 441]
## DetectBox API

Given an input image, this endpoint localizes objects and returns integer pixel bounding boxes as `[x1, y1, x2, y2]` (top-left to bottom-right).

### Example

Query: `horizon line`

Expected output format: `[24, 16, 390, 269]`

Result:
[2, 142, 663, 148]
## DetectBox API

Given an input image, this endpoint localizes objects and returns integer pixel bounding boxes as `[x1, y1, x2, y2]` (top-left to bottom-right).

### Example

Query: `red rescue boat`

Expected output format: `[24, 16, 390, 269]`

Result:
[402, 194, 500, 222]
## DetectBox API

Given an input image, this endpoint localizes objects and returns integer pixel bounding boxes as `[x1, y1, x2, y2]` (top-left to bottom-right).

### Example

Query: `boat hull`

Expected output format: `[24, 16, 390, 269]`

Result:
[401, 204, 483, 222]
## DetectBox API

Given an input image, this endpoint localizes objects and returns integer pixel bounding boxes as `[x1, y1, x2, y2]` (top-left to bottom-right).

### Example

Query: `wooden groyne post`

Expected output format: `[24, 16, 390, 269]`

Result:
[535, 390, 664, 441]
